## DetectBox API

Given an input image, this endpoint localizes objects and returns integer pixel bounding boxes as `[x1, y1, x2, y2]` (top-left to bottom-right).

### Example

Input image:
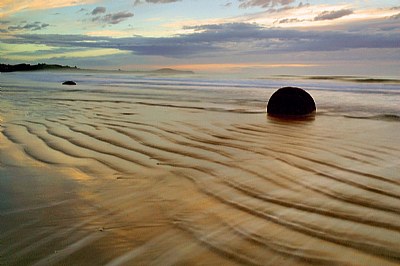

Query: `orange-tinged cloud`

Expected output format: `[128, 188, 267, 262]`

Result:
[0, 0, 98, 17]
[162, 4, 399, 35]
[249, 4, 400, 28]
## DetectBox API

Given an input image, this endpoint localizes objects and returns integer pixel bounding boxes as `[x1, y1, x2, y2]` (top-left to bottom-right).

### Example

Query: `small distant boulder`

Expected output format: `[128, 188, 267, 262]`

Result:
[267, 87, 316, 117]
[62, 81, 76, 85]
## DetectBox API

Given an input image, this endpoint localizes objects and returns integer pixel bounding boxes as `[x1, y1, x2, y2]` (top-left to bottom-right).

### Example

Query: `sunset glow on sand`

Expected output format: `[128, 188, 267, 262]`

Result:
[1, 1, 400, 265]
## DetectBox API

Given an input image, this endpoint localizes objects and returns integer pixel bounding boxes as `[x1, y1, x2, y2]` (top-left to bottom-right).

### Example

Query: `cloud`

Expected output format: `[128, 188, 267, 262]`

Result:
[91, 7, 106, 15]
[103, 11, 134, 24]
[277, 18, 303, 24]
[0, 0, 98, 17]
[391, 13, 400, 19]
[146, 0, 181, 2]
[223, 2, 233, 8]
[134, 0, 181, 5]
[238, 0, 295, 8]
[265, 1, 309, 13]
[8, 21, 50, 31]
[4, 23, 399, 59]
[314, 9, 353, 21]
[92, 11, 134, 25]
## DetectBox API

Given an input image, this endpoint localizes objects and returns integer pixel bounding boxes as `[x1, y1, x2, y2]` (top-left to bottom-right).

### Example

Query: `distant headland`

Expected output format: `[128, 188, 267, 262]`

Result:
[0, 63, 78, 72]
[0, 64, 194, 75]
[152, 68, 194, 75]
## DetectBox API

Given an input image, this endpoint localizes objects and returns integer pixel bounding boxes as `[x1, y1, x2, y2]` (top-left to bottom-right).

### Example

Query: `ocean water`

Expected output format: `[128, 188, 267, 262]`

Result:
[1, 71, 400, 265]
[1, 71, 399, 120]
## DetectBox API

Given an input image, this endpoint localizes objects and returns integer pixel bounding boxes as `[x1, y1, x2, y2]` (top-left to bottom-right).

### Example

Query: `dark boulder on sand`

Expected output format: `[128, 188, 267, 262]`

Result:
[267, 87, 316, 117]
[62, 81, 76, 85]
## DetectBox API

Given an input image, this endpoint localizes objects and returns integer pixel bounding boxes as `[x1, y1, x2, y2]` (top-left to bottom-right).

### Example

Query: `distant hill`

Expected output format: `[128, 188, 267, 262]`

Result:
[152, 68, 194, 75]
[0, 63, 78, 72]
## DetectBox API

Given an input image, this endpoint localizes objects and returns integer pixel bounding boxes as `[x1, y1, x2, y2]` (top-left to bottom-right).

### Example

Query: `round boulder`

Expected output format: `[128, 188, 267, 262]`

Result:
[62, 81, 76, 85]
[267, 87, 316, 117]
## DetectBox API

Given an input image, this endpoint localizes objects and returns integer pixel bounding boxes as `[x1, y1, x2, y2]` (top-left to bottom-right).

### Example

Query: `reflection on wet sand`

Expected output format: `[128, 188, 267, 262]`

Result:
[1, 78, 400, 265]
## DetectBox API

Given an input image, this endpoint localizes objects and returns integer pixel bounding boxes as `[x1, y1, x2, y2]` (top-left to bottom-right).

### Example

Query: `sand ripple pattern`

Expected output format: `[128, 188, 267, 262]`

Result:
[1, 81, 400, 265]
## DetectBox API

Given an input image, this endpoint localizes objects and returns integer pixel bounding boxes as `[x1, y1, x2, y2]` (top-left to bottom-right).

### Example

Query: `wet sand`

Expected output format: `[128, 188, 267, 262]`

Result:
[1, 74, 400, 265]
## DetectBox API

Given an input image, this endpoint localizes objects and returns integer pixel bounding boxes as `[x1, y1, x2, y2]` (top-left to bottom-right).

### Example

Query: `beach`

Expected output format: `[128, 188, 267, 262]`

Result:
[1, 71, 400, 265]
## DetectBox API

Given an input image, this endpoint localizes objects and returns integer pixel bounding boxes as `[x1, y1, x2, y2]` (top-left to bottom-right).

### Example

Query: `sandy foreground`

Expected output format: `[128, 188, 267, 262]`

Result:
[1, 79, 400, 265]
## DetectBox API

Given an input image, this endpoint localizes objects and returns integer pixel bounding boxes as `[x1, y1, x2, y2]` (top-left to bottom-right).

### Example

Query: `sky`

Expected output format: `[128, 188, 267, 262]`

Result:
[1, 0, 399, 76]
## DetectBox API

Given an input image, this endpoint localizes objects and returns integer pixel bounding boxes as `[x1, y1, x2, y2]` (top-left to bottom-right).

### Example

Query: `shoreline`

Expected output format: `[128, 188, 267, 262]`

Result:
[1, 72, 399, 265]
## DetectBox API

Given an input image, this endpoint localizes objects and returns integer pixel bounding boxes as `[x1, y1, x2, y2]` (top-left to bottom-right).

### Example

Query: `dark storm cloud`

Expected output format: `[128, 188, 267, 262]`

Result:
[3, 23, 399, 58]
[180, 23, 399, 52]
[238, 0, 295, 8]
[8, 21, 50, 31]
[91, 7, 106, 15]
[314, 9, 353, 21]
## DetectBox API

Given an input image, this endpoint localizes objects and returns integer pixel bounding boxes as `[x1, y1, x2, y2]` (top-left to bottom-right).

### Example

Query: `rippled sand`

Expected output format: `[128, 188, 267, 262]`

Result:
[1, 75, 400, 265]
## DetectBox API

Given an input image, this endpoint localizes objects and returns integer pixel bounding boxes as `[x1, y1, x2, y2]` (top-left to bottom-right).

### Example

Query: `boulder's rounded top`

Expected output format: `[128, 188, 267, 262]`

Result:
[267, 87, 316, 117]
[62, 81, 76, 85]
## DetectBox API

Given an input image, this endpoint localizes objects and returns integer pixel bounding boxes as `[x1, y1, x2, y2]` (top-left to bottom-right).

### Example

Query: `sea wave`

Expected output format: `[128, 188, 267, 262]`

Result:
[344, 114, 400, 122]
